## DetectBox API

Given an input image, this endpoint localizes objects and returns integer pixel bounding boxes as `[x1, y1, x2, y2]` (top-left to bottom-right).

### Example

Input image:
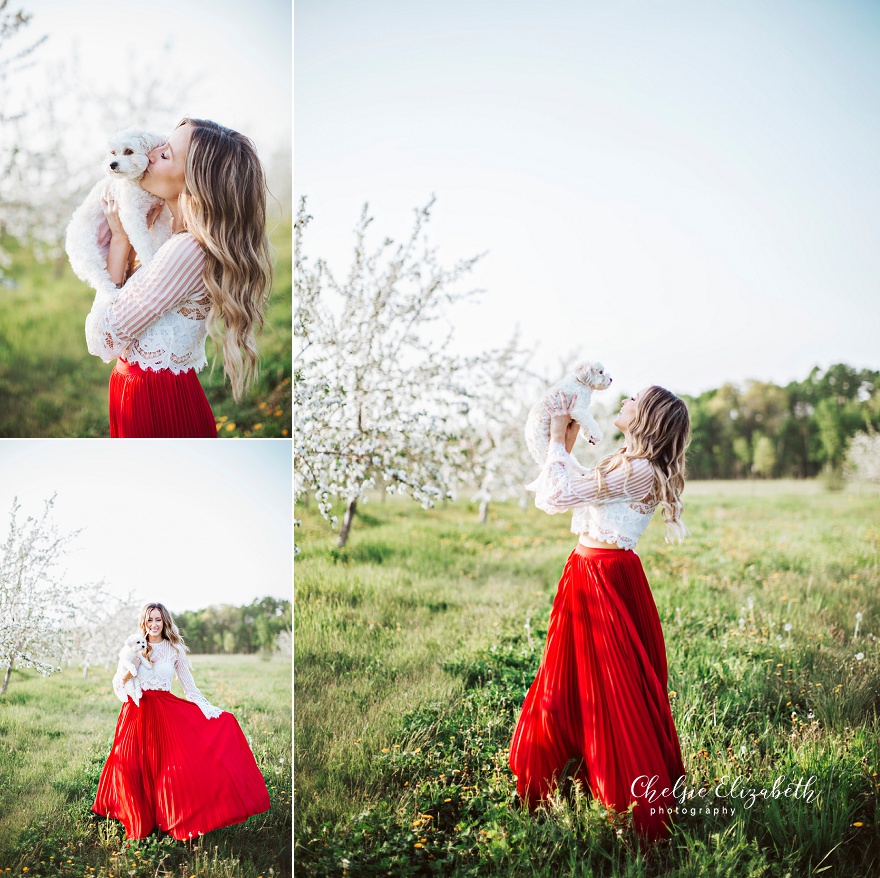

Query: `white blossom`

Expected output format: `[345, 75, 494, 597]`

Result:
[294, 197, 530, 547]
[845, 430, 880, 483]
[0, 496, 97, 692]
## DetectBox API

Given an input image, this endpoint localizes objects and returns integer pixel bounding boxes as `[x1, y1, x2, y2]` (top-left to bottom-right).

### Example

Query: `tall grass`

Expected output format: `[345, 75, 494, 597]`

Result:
[294, 482, 880, 877]
[0, 654, 292, 876]
[0, 221, 291, 438]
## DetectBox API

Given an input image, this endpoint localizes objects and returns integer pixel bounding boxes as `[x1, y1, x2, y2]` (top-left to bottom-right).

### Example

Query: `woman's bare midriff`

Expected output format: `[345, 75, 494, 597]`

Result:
[578, 534, 626, 550]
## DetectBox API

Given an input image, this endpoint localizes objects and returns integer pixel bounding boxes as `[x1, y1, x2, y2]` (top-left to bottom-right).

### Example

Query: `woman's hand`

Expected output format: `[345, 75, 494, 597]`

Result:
[101, 193, 128, 242]
[544, 391, 580, 451]
[101, 193, 133, 286]
[121, 669, 133, 684]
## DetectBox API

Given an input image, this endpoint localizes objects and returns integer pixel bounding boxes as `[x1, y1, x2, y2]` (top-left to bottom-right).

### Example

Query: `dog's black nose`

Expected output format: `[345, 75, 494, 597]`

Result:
[109, 161, 118, 170]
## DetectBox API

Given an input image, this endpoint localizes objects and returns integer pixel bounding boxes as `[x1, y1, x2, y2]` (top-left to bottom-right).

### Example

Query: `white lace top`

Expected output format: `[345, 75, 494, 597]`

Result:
[526, 441, 658, 550]
[85, 232, 211, 374]
[112, 639, 223, 720]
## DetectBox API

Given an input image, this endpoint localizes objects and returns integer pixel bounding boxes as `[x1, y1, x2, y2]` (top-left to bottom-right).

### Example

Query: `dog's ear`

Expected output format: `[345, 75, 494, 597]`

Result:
[137, 130, 167, 155]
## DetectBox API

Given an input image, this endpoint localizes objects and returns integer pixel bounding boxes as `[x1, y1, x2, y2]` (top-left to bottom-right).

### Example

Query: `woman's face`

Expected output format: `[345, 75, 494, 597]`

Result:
[614, 390, 643, 434]
[140, 122, 193, 201]
[145, 609, 164, 641]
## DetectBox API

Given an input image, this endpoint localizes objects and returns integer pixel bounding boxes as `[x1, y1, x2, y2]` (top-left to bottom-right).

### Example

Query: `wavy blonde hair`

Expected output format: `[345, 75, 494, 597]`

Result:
[593, 385, 692, 542]
[138, 602, 189, 663]
[176, 118, 273, 401]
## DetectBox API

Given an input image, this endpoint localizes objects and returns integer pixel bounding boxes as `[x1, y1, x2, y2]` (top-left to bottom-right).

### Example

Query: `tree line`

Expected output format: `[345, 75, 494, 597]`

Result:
[175, 597, 292, 656]
[684, 364, 880, 479]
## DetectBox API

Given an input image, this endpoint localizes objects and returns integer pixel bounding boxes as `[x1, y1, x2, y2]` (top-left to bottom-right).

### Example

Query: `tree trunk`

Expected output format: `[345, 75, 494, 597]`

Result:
[337, 499, 357, 548]
[478, 497, 489, 525]
[1, 658, 15, 695]
[82, 665, 90, 679]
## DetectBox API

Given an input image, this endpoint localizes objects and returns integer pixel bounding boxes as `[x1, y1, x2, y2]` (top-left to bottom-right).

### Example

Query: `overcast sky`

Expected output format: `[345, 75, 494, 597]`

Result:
[295, 0, 880, 398]
[0, 440, 291, 613]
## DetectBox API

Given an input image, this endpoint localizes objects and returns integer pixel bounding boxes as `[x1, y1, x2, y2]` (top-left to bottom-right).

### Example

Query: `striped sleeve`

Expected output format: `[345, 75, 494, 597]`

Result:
[85, 233, 205, 362]
[526, 443, 655, 513]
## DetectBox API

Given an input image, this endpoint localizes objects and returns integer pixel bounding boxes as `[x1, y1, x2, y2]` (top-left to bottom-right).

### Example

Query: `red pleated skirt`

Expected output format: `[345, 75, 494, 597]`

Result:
[108, 358, 217, 438]
[92, 690, 270, 840]
[509, 545, 685, 843]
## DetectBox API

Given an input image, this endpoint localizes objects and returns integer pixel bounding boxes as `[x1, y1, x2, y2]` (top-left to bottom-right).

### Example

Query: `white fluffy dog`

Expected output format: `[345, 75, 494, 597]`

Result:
[65, 128, 173, 297]
[525, 362, 613, 465]
[117, 632, 154, 707]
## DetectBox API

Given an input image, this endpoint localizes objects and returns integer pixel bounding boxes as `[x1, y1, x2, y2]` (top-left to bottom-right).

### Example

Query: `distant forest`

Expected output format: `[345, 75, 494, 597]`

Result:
[683, 363, 879, 479]
[176, 596, 291, 655]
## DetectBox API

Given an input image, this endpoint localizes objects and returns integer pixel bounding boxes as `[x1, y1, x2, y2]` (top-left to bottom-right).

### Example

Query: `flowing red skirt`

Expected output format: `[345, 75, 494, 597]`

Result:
[92, 690, 270, 840]
[509, 545, 685, 843]
[108, 359, 217, 438]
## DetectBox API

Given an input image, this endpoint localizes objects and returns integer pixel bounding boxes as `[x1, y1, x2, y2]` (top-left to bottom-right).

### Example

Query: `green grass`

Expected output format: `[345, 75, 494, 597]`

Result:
[0, 654, 292, 876]
[0, 221, 291, 438]
[294, 482, 880, 877]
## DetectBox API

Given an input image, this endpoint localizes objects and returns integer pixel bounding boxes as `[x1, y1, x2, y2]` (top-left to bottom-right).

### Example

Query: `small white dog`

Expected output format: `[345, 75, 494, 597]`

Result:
[65, 127, 173, 297]
[525, 361, 613, 465]
[117, 632, 154, 707]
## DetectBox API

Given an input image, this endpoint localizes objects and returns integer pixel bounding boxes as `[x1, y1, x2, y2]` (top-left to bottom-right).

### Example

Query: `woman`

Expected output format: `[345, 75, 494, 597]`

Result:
[509, 386, 690, 844]
[92, 602, 270, 840]
[85, 117, 273, 437]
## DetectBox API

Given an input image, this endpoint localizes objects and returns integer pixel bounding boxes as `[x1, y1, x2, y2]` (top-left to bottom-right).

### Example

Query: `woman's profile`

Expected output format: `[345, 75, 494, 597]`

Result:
[92, 602, 270, 840]
[509, 385, 690, 844]
[85, 117, 273, 437]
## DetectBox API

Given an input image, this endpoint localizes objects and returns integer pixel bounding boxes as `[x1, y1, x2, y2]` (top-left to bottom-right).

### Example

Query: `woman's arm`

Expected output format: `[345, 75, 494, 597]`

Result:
[526, 392, 654, 512]
[112, 667, 131, 703]
[85, 233, 205, 362]
[173, 648, 223, 719]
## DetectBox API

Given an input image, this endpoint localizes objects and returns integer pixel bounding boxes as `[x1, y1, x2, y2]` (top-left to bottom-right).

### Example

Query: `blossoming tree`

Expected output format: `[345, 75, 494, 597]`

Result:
[295, 198, 531, 547]
[0, 496, 93, 694]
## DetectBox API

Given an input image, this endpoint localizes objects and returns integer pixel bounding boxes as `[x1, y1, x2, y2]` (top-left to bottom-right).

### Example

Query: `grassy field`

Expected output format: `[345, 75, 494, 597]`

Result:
[0, 654, 292, 877]
[0, 221, 291, 438]
[294, 481, 880, 877]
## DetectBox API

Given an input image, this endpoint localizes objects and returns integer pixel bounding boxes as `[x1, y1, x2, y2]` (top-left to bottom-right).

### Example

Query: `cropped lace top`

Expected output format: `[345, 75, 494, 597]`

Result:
[526, 441, 658, 550]
[85, 232, 211, 374]
[112, 639, 223, 720]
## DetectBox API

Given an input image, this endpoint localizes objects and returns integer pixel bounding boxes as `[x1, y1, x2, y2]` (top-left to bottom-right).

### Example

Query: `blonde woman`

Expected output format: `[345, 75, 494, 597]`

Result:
[85, 118, 273, 437]
[93, 602, 269, 840]
[510, 386, 690, 845]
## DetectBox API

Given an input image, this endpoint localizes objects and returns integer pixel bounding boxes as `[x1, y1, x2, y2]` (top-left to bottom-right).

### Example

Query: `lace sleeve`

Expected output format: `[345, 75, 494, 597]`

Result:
[112, 668, 128, 704]
[85, 233, 205, 362]
[173, 648, 223, 719]
[526, 442, 654, 512]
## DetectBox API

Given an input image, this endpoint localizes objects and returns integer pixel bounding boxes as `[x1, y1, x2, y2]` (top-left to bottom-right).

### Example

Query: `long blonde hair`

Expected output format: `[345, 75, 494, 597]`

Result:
[594, 385, 692, 542]
[176, 118, 274, 401]
[138, 602, 189, 663]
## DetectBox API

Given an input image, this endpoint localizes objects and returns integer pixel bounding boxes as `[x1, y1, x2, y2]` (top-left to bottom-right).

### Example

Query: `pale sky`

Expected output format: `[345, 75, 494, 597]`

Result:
[19, 0, 291, 156]
[0, 441, 292, 613]
[295, 0, 880, 397]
